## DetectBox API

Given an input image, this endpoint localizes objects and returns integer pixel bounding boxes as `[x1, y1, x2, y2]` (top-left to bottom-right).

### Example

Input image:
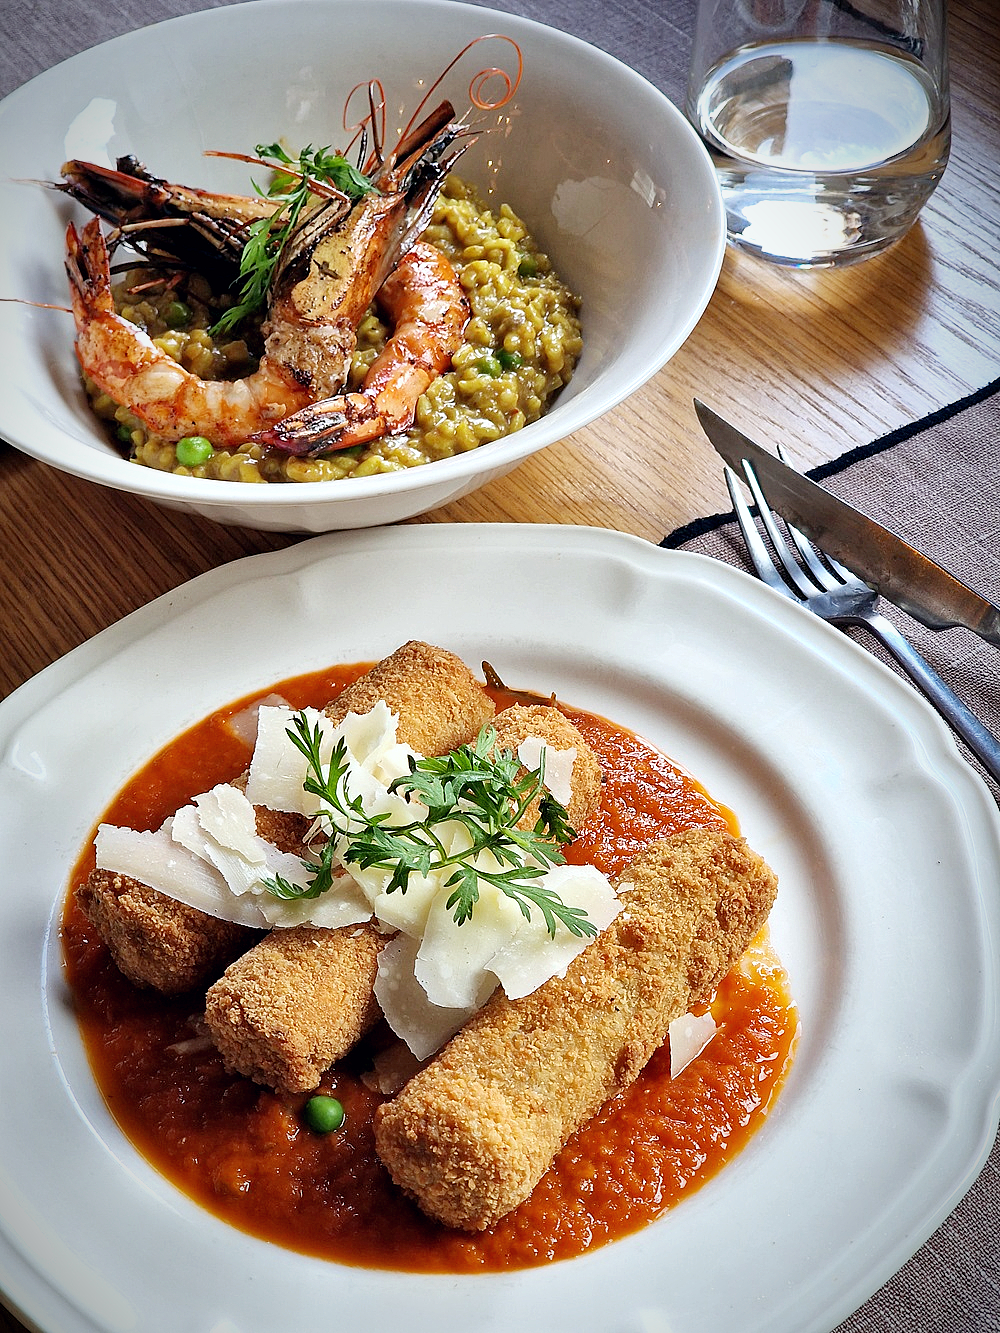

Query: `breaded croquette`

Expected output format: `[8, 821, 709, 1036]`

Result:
[77, 789, 309, 996]
[489, 703, 602, 832]
[206, 700, 607, 1091]
[204, 922, 385, 1092]
[76, 869, 259, 994]
[373, 827, 778, 1231]
[202, 642, 498, 1091]
[324, 640, 495, 754]
[79, 643, 490, 1003]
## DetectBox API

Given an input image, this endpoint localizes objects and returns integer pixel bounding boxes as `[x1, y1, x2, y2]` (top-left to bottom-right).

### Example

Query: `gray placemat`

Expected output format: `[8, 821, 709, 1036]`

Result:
[665, 378, 1000, 788]
[665, 379, 1000, 1332]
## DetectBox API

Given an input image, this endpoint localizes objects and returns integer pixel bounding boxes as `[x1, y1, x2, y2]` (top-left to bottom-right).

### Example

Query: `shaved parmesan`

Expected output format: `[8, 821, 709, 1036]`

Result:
[487, 863, 622, 999]
[191, 784, 262, 862]
[415, 876, 524, 1010]
[96, 782, 365, 930]
[168, 784, 315, 902]
[97, 699, 627, 1060]
[223, 693, 290, 746]
[668, 1010, 718, 1078]
[257, 874, 372, 930]
[95, 821, 271, 928]
[374, 934, 482, 1061]
[367, 865, 445, 936]
[516, 736, 576, 807]
[246, 705, 334, 815]
[335, 704, 418, 787]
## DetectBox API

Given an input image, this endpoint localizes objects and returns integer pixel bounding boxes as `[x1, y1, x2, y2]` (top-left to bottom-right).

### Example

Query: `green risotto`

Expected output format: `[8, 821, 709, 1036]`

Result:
[86, 176, 582, 484]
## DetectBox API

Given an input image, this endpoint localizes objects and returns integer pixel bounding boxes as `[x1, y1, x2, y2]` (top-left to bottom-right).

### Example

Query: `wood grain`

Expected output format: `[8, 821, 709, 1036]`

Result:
[1, 3, 998, 702]
[0, 2, 998, 1329]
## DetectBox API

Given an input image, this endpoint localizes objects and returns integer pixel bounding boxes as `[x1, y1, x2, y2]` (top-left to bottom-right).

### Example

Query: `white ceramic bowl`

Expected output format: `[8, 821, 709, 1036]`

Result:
[0, 0, 724, 532]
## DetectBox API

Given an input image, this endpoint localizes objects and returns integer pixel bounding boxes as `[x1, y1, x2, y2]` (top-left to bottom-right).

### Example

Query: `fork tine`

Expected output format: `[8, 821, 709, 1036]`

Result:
[724, 465, 788, 595]
[737, 461, 817, 597]
[771, 443, 842, 589]
[783, 517, 839, 587]
[822, 549, 859, 582]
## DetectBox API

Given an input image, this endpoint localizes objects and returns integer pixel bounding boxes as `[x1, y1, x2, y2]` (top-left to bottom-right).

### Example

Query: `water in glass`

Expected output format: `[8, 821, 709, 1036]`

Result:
[693, 39, 950, 267]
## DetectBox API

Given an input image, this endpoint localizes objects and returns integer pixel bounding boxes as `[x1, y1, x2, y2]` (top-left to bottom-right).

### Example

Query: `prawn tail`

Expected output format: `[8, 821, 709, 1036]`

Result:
[257, 240, 468, 458]
[64, 218, 115, 324]
[250, 393, 389, 456]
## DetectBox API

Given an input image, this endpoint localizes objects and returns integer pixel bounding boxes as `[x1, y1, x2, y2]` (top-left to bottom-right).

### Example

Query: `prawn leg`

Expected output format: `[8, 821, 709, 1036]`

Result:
[252, 241, 469, 455]
[59, 155, 273, 288]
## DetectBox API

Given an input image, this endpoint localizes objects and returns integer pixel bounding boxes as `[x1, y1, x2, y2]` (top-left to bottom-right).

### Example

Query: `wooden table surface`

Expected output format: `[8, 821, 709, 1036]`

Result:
[2, 2, 998, 702]
[1, 2, 999, 1330]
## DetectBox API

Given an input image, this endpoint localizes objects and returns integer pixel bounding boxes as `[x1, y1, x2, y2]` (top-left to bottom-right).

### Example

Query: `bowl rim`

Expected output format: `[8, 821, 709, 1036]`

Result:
[0, 0, 726, 509]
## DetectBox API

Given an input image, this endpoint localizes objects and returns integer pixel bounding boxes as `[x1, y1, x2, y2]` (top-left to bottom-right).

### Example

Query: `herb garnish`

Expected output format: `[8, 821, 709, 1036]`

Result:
[211, 143, 375, 336]
[265, 712, 595, 940]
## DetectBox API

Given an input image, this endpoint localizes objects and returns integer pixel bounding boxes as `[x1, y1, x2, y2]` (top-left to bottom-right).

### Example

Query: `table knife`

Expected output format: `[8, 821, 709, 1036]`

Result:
[695, 399, 1000, 648]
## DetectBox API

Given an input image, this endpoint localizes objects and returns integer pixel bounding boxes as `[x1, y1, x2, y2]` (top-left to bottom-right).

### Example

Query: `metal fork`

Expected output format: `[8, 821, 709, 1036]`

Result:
[726, 458, 1000, 784]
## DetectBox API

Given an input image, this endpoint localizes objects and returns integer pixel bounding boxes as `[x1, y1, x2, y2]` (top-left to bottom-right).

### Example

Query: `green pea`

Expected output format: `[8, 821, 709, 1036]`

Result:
[476, 355, 503, 378]
[517, 255, 538, 278]
[496, 348, 523, 371]
[175, 435, 214, 466]
[304, 1095, 345, 1133]
[164, 300, 193, 329]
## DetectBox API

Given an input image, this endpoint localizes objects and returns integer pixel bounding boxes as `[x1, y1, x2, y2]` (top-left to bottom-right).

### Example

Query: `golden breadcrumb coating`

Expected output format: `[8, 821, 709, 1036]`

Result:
[78, 643, 488, 1004]
[76, 869, 258, 995]
[373, 827, 778, 1231]
[204, 923, 385, 1092]
[324, 640, 495, 754]
[489, 703, 603, 831]
[200, 642, 497, 1090]
[250, 802, 311, 852]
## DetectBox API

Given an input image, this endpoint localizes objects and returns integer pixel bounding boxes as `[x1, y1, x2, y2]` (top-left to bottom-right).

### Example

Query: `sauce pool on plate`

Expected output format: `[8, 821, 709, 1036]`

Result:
[61, 664, 797, 1272]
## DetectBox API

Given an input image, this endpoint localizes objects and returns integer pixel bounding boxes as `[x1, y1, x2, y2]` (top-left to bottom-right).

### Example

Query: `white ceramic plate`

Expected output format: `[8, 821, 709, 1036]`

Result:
[0, 0, 724, 532]
[1, 525, 998, 1333]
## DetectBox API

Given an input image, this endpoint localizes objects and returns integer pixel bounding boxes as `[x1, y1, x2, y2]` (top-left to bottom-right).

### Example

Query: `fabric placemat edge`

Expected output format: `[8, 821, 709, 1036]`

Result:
[662, 373, 1000, 550]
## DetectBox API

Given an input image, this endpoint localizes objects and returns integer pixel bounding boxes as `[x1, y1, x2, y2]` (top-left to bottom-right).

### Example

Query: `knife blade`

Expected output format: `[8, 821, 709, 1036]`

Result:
[694, 399, 1000, 647]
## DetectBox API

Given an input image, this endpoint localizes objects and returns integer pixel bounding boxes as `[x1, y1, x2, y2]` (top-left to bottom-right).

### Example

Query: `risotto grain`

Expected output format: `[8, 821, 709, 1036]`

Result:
[85, 176, 581, 484]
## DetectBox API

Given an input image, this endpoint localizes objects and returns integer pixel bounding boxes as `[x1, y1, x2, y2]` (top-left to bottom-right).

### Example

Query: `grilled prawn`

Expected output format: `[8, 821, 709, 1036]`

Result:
[63, 104, 468, 446]
[59, 37, 522, 456]
[64, 217, 315, 447]
[253, 240, 469, 455]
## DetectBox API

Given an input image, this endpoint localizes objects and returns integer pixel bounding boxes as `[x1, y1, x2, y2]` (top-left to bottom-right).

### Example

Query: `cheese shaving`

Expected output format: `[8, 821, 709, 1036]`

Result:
[374, 933, 481, 1061]
[223, 692, 290, 746]
[516, 735, 576, 806]
[668, 1010, 718, 1078]
[95, 701, 623, 1059]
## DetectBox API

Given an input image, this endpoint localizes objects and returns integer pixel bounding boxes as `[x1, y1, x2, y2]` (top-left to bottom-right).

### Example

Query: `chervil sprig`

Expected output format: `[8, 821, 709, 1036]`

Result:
[211, 142, 374, 336]
[263, 713, 594, 939]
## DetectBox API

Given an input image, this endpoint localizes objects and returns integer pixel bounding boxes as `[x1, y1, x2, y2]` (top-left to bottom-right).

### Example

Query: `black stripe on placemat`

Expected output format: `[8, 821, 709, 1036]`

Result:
[661, 374, 1000, 550]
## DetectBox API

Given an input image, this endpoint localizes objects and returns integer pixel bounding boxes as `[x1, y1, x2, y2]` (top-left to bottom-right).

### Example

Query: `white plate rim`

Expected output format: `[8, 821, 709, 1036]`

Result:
[1, 522, 998, 1333]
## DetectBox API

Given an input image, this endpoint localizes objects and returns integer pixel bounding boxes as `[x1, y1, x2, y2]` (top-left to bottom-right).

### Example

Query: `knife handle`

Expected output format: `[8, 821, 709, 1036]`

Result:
[864, 612, 1000, 786]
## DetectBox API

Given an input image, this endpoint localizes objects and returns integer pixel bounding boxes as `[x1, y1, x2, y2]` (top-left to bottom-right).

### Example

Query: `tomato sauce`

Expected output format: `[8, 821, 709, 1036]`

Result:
[61, 666, 797, 1272]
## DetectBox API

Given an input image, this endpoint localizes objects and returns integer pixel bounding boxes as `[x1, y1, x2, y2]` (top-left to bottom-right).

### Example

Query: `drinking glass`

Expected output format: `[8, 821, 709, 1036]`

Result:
[685, 0, 950, 267]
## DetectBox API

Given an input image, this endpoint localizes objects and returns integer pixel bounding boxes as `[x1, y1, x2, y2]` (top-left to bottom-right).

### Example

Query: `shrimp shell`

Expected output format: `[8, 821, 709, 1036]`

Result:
[252, 240, 469, 455]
